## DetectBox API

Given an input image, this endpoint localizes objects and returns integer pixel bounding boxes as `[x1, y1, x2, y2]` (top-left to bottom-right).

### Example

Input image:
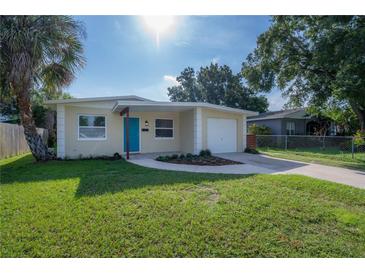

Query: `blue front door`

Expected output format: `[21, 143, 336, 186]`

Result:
[124, 117, 140, 152]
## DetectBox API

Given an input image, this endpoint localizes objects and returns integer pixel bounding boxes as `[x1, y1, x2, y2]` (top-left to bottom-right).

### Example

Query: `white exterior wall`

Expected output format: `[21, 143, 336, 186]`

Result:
[54, 100, 250, 158]
[56, 104, 65, 158]
[193, 107, 203, 154]
[180, 110, 195, 154]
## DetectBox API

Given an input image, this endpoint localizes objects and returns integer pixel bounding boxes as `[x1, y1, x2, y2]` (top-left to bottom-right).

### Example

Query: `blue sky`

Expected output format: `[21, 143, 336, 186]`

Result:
[68, 16, 285, 110]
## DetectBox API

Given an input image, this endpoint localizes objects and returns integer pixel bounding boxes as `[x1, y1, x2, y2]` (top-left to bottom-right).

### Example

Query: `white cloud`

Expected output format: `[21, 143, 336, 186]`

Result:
[163, 75, 179, 86]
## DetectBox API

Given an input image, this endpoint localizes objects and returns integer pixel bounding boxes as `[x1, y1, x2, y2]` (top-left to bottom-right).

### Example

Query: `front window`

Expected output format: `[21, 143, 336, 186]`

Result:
[155, 119, 173, 138]
[286, 121, 295, 135]
[78, 115, 106, 140]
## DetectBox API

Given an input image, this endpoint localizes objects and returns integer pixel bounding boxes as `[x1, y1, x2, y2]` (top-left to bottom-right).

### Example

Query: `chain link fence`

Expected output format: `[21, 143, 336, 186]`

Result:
[256, 135, 365, 159]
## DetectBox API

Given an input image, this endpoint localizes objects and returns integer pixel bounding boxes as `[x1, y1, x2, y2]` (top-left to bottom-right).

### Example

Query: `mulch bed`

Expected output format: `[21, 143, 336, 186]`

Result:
[161, 156, 243, 166]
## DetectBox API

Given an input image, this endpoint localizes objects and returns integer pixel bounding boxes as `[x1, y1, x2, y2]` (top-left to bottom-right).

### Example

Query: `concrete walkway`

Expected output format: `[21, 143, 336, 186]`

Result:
[129, 152, 365, 189]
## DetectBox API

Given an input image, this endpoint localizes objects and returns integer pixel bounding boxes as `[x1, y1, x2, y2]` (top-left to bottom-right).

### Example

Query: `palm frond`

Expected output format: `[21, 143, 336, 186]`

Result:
[1, 15, 86, 96]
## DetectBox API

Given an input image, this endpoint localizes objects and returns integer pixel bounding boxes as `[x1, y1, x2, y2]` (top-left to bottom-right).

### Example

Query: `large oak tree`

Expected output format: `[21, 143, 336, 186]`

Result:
[0, 16, 85, 160]
[242, 16, 365, 132]
[168, 63, 269, 113]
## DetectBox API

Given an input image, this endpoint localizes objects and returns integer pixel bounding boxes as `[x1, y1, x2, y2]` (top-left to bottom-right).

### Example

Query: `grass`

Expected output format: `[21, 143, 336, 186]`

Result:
[1, 154, 365, 257]
[258, 147, 365, 171]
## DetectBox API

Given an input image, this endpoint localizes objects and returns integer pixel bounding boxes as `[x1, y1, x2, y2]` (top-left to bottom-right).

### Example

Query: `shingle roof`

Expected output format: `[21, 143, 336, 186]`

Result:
[247, 108, 309, 121]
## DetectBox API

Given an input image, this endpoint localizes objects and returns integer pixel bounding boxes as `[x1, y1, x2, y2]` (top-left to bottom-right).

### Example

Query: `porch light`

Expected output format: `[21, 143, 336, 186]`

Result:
[145, 120, 149, 127]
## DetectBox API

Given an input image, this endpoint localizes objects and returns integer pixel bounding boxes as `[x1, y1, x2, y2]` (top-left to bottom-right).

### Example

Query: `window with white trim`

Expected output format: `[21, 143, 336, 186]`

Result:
[78, 115, 106, 140]
[155, 119, 173, 138]
[286, 121, 295, 135]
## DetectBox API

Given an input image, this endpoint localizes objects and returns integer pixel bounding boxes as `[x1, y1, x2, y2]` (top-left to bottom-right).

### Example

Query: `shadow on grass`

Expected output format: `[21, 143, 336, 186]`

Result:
[1, 154, 251, 197]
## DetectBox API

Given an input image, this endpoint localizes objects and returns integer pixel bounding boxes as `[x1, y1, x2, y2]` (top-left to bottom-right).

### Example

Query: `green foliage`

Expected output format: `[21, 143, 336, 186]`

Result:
[179, 154, 185, 160]
[199, 149, 212, 157]
[167, 64, 268, 113]
[244, 147, 259, 154]
[307, 103, 359, 135]
[0, 16, 85, 98]
[156, 156, 169, 162]
[248, 123, 272, 135]
[242, 16, 365, 131]
[0, 16, 85, 160]
[186, 153, 193, 159]
[1, 154, 365, 257]
[31, 105, 47, 128]
[353, 131, 365, 146]
[113, 153, 122, 160]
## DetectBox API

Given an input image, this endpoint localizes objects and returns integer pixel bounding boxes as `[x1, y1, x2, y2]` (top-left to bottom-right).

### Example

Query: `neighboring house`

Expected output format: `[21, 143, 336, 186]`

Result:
[46, 95, 257, 159]
[247, 108, 337, 136]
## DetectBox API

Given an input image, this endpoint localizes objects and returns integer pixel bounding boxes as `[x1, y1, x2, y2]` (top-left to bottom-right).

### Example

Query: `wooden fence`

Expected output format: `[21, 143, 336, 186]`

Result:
[0, 123, 48, 159]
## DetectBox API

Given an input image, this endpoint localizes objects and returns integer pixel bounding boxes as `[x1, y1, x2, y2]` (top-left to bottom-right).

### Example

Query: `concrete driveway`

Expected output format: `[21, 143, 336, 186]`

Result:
[129, 152, 365, 189]
[218, 153, 365, 189]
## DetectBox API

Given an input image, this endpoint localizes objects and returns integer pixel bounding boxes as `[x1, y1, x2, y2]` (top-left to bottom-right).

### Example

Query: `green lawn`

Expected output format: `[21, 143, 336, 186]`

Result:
[1, 154, 365, 257]
[258, 147, 365, 171]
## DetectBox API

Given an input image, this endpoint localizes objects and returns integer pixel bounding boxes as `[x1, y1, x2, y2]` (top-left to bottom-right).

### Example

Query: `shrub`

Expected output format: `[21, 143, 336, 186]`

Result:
[156, 156, 166, 162]
[179, 154, 185, 159]
[199, 149, 212, 157]
[113, 152, 122, 160]
[171, 154, 179, 160]
[186, 153, 193, 159]
[248, 123, 272, 135]
[354, 131, 365, 146]
[244, 147, 259, 154]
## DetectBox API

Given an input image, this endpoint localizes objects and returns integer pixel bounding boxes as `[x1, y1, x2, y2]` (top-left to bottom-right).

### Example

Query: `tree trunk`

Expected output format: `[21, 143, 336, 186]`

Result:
[349, 100, 365, 133]
[357, 110, 365, 133]
[11, 67, 54, 161]
[16, 94, 54, 161]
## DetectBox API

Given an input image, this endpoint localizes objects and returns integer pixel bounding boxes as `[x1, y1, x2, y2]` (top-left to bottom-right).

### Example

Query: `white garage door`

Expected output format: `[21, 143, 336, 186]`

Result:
[207, 118, 237, 153]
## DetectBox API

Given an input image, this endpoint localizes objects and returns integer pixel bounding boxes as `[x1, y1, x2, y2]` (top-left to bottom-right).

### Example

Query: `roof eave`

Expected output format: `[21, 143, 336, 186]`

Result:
[113, 100, 258, 116]
[44, 95, 153, 105]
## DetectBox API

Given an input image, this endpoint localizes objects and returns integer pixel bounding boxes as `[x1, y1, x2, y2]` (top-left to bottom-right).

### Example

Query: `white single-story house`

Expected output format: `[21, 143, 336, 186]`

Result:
[46, 95, 258, 159]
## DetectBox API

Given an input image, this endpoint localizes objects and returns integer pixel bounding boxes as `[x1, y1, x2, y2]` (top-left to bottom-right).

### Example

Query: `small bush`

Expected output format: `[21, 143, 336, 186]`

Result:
[244, 147, 259, 154]
[156, 156, 168, 162]
[354, 131, 365, 146]
[186, 153, 193, 159]
[171, 154, 179, 160]
[179, 154, 185, 159]
[113, 152, 122, 160]
[248, 123, 272, 135]
[199, 149, 212, 157]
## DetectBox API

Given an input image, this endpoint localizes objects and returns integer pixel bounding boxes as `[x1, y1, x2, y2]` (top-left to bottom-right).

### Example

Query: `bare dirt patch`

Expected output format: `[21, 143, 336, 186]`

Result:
[183, 184, 220, 205]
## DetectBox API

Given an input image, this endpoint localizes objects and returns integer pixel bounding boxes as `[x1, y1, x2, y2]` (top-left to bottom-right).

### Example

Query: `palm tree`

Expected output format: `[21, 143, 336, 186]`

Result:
[0, 16, 85, 160]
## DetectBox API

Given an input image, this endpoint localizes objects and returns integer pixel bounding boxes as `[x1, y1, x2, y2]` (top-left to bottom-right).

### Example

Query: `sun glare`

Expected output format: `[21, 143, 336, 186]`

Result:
[142, 16, 176, 47]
